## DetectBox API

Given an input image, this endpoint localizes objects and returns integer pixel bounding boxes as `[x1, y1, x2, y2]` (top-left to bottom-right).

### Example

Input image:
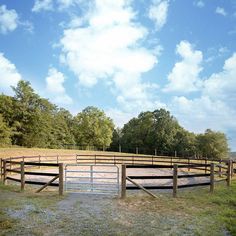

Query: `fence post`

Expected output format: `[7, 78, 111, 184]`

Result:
[174, 151, 177, 158]
[121, 164, 126, 199]
[3, 160, 7, 185]
[155, 149, 157, 156]
[59, 163, 64, 195]
[227, 160, 232, 187]
[173, 164, 178, 198]
[21, 161, 25, 191]
[210, 163, 214, 193]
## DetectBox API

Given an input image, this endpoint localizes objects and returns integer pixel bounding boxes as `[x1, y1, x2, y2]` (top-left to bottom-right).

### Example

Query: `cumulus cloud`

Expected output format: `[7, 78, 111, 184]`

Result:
[45, 67, 73, 105]
[0, 53, 21, 94]
[59, 0, 160, 112]
[203, 53, 236, 106]
[32, 0, 53, 12]
[163, 41, 203, 93]
[148, 0, 169, 30]
[194, 1, 205, 8]
[0, 5, 18, 34]
[216, 7, 227, 16]
[32, 0, 81, 12]
[170, 53, 236, 149]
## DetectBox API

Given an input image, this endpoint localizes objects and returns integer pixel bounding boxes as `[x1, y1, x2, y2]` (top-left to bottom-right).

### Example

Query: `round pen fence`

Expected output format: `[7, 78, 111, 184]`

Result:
[0, 154, 235, 197]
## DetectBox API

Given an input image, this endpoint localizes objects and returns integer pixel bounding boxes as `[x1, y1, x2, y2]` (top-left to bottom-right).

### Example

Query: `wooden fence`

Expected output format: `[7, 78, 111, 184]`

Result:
[1, 159, 63, 195]
[121, 161, 233, 198]
[0, 154, 235, 197]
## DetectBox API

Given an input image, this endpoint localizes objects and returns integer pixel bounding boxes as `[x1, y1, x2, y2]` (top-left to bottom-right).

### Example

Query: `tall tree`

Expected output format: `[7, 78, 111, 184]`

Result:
[173, 129, 196, 157]
[120, 109, 182, 154]
[0, 114, 12, 146]
[11, 81, 57, 147]
[73, 106, 114, 148]
[196, 129, 229, 159]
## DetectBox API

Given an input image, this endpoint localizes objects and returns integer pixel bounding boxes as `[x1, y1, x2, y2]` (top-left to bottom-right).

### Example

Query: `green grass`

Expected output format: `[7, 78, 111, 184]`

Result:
[0, 182, 65, 235]
[0, 180, 235, 235]
[123, 180, 236, 235]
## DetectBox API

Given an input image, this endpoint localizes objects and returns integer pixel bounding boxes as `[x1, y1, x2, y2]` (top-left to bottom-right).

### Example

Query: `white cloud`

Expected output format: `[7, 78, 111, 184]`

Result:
[19, 21, 34, 33]
[170, 53, 236, 149]
[32, 0, 81, 12]
[57, 0, 81, 10]
[45, 67, 73, 105]
[0, 53, 21, 95]
[195, 1, 205, 8]
[0, 5, 18, 34]
[216, 7, 227, 16]
[171, 96, 236, 132]
[59, 0, 160, 112]
[164, 41, 203, 93]
[32, 0, 53, 12]
[203, 53, 236, 106]
[106, 108, 136, 128]
[148, 0, 169, 30]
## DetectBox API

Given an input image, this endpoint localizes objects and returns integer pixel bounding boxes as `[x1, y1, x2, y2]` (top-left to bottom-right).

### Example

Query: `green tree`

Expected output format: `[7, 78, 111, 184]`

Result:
[110, 128, 122, 151]
[120, 109, 181, 154]
[73, 106, 114, 148]
[121, 112, 154, 152]
[196, 129, 229, 159]
[173, 129, 196, 156]
[0, 114, 12, 146]
[11, 81, 58, 147]
[151, 109, 181, 153]
[49, 108, 75, 148]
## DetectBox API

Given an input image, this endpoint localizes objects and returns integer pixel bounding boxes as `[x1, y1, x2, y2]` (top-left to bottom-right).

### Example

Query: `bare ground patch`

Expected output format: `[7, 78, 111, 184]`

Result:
[1, 180, 235, 236]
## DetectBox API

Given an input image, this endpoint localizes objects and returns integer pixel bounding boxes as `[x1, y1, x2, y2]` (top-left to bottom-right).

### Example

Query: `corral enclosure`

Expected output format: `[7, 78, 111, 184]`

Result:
[0, 149, 236, 236]
[1, 151, 235, 197]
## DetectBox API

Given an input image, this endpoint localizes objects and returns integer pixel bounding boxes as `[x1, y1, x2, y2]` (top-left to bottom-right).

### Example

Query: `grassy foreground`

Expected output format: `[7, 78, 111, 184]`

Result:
[0, 179, 235, 236]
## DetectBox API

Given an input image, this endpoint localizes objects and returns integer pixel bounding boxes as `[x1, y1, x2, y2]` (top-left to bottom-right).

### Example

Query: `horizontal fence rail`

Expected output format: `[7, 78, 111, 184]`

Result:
[0, 153, 235, 197]
[1, 160, 63, 195]
[121, 161, 232, 198]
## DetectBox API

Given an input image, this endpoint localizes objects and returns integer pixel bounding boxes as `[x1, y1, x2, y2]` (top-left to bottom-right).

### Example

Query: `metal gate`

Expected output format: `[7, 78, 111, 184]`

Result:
[65, 164, 119, 195]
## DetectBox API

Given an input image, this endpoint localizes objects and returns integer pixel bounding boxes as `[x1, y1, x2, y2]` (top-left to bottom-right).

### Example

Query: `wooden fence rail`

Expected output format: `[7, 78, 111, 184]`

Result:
[2, 160, 64, 195]
[0, 154, 235, 197]
[121, 161, 232, 198]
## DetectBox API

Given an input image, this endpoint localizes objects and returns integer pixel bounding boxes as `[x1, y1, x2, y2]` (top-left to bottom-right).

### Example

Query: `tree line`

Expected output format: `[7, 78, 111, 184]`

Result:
[0, 80, 229, 159]
[111, 110, 229, 159]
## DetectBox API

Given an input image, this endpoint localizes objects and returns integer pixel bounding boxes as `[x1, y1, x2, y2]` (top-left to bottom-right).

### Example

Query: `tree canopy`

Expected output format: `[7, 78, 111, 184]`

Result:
[0, 81, 114, 149]
[0, 80, 229, 159]
[73, 106, 114, 148]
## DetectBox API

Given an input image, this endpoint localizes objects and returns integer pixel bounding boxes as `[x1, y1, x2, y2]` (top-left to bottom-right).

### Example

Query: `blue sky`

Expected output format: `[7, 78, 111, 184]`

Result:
[0, 0, 236, 150]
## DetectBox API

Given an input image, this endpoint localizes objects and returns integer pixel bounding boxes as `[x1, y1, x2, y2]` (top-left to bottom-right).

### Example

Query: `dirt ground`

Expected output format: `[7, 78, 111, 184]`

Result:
[0, 187, 231, 236]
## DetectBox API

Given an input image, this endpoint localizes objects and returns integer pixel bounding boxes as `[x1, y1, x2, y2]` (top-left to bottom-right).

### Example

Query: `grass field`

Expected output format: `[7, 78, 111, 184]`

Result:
[0, 148, 235, 235]
[0, 180, 235, 236]
[0, 147, 120, 159]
